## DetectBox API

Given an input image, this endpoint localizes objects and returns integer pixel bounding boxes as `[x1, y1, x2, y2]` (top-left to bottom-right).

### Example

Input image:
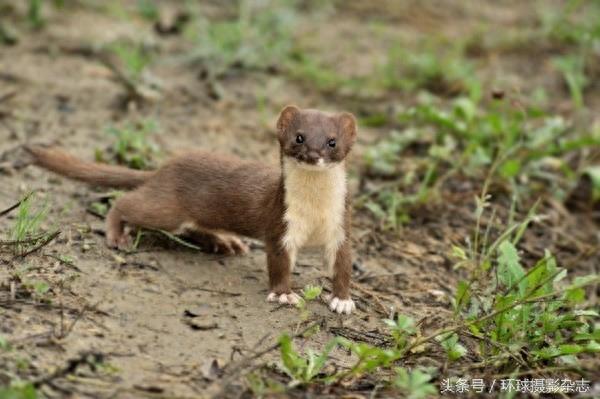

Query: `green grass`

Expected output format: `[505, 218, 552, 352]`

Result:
[451, 194, 600, 369]
[379, 40, 480, 99]
[136, 0, 158, 22]
[8, 194, 51, 256]
[360, 93, 600, 228]
[109, 41, 154, 84]
[0, 382, 38, 399]
[27, 0, 43, 29]
[185, 0, 296, 77]
[96, 119, 159, 169]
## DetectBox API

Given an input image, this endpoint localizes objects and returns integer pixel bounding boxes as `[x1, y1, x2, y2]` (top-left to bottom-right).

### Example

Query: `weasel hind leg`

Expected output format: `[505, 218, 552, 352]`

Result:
[104, 188, 249, 255]
[105, 189, 185, 250]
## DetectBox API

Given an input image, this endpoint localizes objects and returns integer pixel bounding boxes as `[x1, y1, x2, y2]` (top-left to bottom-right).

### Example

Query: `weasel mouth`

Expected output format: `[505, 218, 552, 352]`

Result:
[296, 156, 323, 166]
[290, 156, 331, 171]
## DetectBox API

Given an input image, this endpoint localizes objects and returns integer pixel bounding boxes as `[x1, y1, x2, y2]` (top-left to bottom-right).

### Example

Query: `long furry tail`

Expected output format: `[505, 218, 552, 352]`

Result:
[25, 145, 154, 189]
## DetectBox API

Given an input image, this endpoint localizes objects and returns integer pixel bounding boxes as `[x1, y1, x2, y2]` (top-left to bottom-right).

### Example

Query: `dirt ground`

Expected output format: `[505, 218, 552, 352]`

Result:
[1, 1, 599, 398]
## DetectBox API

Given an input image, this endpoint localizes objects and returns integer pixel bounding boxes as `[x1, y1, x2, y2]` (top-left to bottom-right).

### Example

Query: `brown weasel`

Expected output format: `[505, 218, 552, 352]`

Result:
[26, 105, 357, 314]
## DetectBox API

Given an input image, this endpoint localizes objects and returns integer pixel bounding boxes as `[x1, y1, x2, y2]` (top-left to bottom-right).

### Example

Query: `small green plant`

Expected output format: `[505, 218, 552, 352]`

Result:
[552, 55, 587, 109]
[337, 338, 400, 376]
[245, 372, 285, 397]
[278, 334, 338, 385]
[98, 120, 159, 169]
[136, 0, 158, 21]
[383, 314, 417, 350]
[294, 284, 323, 320]
[186, 0, 296, 77]
[452, 195, 600, 371]
[393, 368, 437, 399]
[0, 334, 9, 350]
[9, 194, 52, 256]
[583, 166, 600, 201]
[27, 0, 43, 29]
[0, 382, 38, 399]
[436, 333, 467, 361]
[380, 41, 480, 99]
[301, 285, 322, 301]
[362, 93, 600, 230]
[110, 41, 153, 83]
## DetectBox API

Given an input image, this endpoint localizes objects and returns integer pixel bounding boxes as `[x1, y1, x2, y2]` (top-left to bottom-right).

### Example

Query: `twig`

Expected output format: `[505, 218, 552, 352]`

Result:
[0, 233, 48, 246]
[189, 287, 241, 297]
[15, 230, 60, 259]
[350, 281, 391, 315]
[33, 351, 105, 388]
[57, 300, 98, 339]
[0, 192, 33, 217]
[43, 253, 84, 273]
[211, 318, 325, 394]
[329, 326, 393, 347]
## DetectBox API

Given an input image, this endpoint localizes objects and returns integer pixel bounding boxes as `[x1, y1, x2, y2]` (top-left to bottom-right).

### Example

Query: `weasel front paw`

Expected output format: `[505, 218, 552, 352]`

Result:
[326, 295, 356, 315]
[267, 292, 300, 305]
[106, 232, 132, 250]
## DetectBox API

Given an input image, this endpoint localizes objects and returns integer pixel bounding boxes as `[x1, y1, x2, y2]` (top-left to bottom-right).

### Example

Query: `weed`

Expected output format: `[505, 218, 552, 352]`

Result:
[98, 119, 159, 169]
[553, 55, 587, 109]
[380, 40, 480, 99]
[393, 368, 437, 399]
[109, 41, 154, 84]
[278, 334, 338, 385]
[540, 0, 600, 47]
[0, 335, 8, 350]
[383, 314, 417, 350]
[246, 372, 285, 397]
[9, 265, 51, 302]
[27, 0, 43, 29]
[0, 382, 38, 399]
[436, 333, 467, 362]
[451, 194, 600, 371]
[8, 194, 52, 257]
[136, 0, 158, 22]
[285, 54, 356, 94]
[186, 0, 296, 77]
[295, 284, 323, 321]
[362, 93, 600, 229]
[583, 166, 600, 200]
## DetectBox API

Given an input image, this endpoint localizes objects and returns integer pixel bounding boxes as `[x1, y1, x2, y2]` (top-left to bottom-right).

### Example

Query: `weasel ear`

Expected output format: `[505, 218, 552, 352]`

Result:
[276, 105, 300, 133]
[338, 112, 357, 141]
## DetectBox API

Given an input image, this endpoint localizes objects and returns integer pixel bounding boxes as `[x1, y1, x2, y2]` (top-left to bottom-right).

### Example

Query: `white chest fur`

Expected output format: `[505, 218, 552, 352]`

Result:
[281, 158, 347, 269]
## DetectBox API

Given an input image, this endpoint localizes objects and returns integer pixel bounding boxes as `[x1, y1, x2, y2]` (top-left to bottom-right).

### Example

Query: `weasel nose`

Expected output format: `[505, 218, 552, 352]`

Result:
[307, 150, 320, 161]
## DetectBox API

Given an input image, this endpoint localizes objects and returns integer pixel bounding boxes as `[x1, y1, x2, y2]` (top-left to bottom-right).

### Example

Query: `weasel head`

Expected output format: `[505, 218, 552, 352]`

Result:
[276, 105, 357, 171]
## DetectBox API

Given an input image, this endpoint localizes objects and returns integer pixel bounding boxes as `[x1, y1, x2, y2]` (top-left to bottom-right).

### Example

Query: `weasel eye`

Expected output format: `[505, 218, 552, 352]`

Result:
[327, 138, 336, 148]
[295, 134, 304, 144]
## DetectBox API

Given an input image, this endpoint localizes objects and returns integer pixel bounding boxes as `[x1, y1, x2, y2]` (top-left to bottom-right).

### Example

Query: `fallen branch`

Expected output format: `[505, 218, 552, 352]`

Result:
[329, 326, 393, 347]
[33, 351, 105, 388]
[15, 230, 60, 259]
[0, 192, 33, 217]
[189, 287, 241, 297]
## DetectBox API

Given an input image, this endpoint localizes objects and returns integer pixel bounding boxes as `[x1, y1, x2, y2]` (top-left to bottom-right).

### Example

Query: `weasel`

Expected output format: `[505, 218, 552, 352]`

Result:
[26, 105, 357, 314]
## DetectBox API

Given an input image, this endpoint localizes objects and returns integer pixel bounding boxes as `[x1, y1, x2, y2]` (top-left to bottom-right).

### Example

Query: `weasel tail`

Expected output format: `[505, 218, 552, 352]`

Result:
[25, 146, 153, 189]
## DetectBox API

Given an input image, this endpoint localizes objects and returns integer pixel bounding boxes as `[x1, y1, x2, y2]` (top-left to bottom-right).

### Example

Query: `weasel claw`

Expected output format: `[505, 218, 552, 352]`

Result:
[327, 296, 356, 315]
[267, 292, 300, 305]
